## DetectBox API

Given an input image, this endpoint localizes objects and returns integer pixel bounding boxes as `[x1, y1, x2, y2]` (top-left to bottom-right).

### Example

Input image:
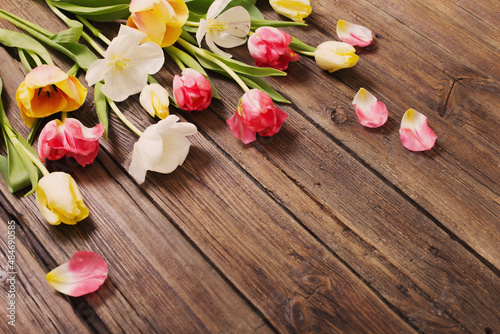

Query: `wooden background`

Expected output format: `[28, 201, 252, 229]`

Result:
[1, 0, 499, 333]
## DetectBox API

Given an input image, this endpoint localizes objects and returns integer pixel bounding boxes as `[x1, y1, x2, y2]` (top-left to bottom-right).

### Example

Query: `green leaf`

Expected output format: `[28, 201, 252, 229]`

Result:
[50, 26, 83, 43]
[251, 19, 307, 28]
[50, 2, 130, 22]
[165, 46, 220, 99]
[185, 0, 213, 14]
[239, 75, 290, 103]
[94, 82, 109, 140]
[198, 51, 287, 77]
[180, 28, 198, 46]
[289, 37, 316, 53]
[52, 0, 130, 7]
[0, 28, 54, 65]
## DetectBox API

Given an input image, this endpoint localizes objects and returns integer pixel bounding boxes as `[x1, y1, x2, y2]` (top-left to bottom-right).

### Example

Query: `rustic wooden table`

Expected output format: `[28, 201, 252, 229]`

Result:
[1, 0, 499, 333]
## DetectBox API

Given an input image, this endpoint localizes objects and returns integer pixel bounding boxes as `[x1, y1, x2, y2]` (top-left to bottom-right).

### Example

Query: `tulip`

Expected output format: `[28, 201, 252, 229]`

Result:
[86, 25, 164, 102]
[16, 65, 87, 127]
[248, 27, 299, 71]
[128, 115, 197, 184]
[46, 251, 108, 297]
[196, 0, 250, 58]
[336, 19, 373, 47]
[35, 172, 89, 225]
[399, 109, 437, 151]
[226, 89, 288, 144]
[127, 0, 189, 47]
[140, 83, 170, 119]
[314, 41, 359, 73]
[38, 118, 104, 167]
[352, 88, 388, 128]
[269, 0, 311, 23]
[173, 68, 213, 112]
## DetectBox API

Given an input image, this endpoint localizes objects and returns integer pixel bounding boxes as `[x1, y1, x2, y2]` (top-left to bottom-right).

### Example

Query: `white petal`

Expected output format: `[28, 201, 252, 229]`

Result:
[136, 132, 164, 170]
[101, 67, 148, 102]
[151, 134, 191, 173]
[140, 84, 169, 117]
[196, 19, 209, 46]
[207, 0, 232, 19]
[128, 143, 148, 184]
[85, 59, 110, 86]
[128, 42, 165, 75]
[216, 6, 250, 37]
[206, 32, 234, 58]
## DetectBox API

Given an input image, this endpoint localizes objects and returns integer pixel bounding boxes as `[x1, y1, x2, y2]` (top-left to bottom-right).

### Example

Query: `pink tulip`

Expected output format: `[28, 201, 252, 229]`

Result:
[173, 68, 212, 112]
[248, 27, 299, 71]
[226, 89, 288, 144]
[38, 118, 104, 167]
[399, 109, 437, 151]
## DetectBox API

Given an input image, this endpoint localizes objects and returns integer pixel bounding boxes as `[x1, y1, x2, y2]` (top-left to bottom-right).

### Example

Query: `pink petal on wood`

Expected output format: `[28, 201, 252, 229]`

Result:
[352, 88, 388, 128]
[399, 109, 437, 151]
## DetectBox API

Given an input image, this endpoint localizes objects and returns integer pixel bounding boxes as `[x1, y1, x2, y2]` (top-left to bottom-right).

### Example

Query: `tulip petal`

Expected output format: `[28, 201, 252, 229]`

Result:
[399, 109, 437, 151]
[226, 113, 257, 144]
[128, 42, 165, 75]
[85, 59, 111, 87]
[140, 84, 170, 118]
[336, 19, 373, 47]
[206, 0, 232, 19]
[46, 251, 108, 297]
[352, 88, 388, 128]
[24, 65, 68, 88]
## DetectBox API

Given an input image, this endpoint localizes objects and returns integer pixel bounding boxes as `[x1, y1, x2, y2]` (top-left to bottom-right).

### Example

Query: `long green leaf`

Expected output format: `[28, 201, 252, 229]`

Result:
[52, 0, 130, 7]
[289, 37, 316, 53]
[50, 26, 83, 43]
[50, 2, 130, 22]
[0, 28, 54, 65]
[94, 82, 109, 140]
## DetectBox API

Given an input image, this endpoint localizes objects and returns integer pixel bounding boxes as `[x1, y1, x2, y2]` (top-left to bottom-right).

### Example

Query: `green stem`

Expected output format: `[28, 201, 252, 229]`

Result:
[291, 49, 315, 57]
[27, 51, 43, 66]
[165, 48, 186, 71]
[67, 63, 80, 76]
[18, 49, 32, 72]
[106, 98, 143, 137]
[177, 38, 249, 92]
[77, 15, 111, 45]
[81, 31, 105, 57]
[184, 21, 200, 27]
[61, 112, 68, 122]
[6, 128, 49, 176]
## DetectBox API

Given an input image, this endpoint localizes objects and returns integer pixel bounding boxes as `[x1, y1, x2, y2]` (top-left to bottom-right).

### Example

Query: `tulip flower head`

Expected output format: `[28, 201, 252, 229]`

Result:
[173, 68, 213, 112]
[16, 65, 87, 127]
[38, 118, 104, 167]
[314, 41, 359, 73]
[399, 109, 437, 151]
[46, 251, 108, 297]
[35, 172, 89, 225]
[86, 25, 164, 102]
[128, 115, 197, 184]
[248, 27, 299, 71]
[336, 19, 373, 47]
[127, 0, 189, 47]
[352, 88, 388, 128]
[269, 0, 312, 23]
[196, 0, 251, 58]
[226, 89, 288, 144]
[140, 83, 170, 119]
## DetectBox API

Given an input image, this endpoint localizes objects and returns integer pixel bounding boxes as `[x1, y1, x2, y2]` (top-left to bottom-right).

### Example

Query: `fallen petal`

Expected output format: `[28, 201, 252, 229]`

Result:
[337, 19, 373, 47]
[46, 251, 108, 297]
[399, 109, 437, 151]
[352, 88, 388, 128]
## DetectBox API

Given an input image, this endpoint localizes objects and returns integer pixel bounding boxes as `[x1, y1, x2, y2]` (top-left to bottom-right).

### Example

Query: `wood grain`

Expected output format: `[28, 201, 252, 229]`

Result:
[0, 0, 499, 332]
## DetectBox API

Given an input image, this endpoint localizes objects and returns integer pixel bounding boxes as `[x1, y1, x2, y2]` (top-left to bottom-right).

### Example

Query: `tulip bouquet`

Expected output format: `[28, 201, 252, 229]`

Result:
[0, 0, 438, 298]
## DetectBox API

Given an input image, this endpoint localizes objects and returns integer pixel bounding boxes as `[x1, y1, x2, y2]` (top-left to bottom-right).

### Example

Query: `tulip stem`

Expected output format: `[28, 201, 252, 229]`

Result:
[8, 131, 49, 176]
[291, 49, 315, 57]
[176, 38, 249, 92]
[107, 98, 143, 137]
[76, 15, 111, 46]
[184, 21, 200, 27]
[67, 63, 80, 76]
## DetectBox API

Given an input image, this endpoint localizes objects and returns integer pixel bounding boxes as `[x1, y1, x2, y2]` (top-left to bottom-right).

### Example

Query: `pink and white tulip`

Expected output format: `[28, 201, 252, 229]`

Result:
[399, 109, 437, 151]
[336, 19, 373, 47]
[248, 27, 299, 71]
[226, 89, 288, 144]
[46, 251, 108, 297]
[173, 68, 213, 112]
[352, 88, 388, 128]
[38, 118, 104, 167]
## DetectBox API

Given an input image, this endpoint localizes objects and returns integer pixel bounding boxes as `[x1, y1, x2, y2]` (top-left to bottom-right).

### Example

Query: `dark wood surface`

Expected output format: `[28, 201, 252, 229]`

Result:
[1, 0, 499, 333]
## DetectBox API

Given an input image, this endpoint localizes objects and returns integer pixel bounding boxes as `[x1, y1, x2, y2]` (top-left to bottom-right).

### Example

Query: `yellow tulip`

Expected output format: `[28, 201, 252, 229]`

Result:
[314, 41, 359, 73]
[269, 0, 312, 23]
[127, 0, 189, 47]
[35, 172, 89, 225]
[16, 65, 87, 127]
